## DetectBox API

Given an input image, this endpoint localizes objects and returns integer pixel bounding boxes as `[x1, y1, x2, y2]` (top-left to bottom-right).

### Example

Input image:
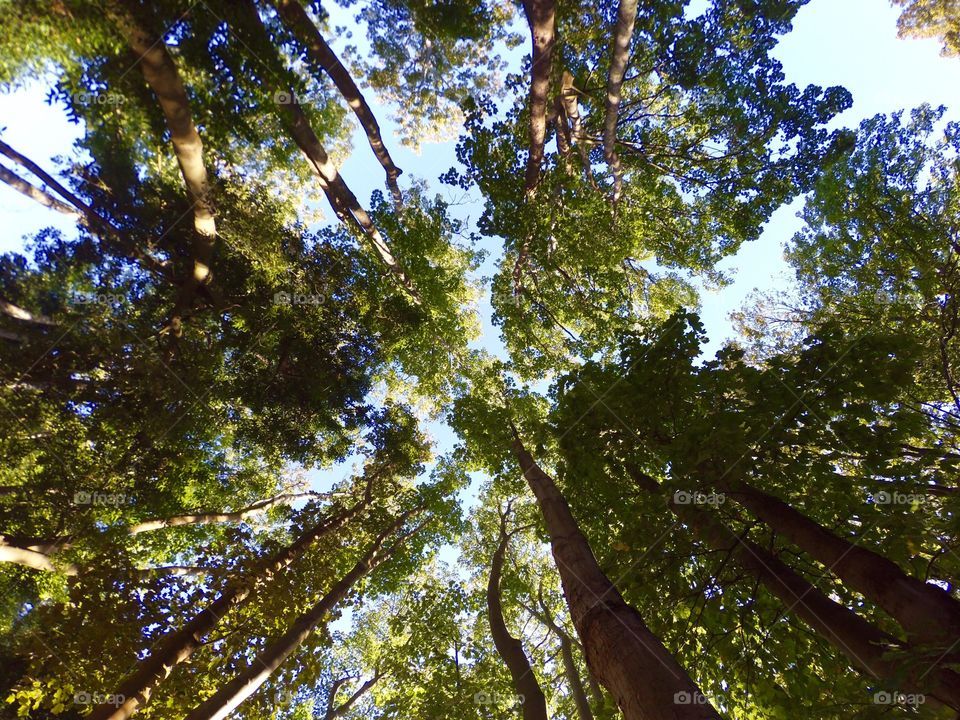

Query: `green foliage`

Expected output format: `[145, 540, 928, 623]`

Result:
[0, 2, 958, 719]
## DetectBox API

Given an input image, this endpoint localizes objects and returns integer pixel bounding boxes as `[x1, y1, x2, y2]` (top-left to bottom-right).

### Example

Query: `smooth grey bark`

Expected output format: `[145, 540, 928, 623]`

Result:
[87, 493, 370, 720]
[235, 3, 422, 305]
[105, 0, 217, 332]
[0, 539, 77, 575]
[602, 0, 638, 205]
[183, 512, 420, 720]
[531, 590, 595, 720]
[268, 0, 403, 204]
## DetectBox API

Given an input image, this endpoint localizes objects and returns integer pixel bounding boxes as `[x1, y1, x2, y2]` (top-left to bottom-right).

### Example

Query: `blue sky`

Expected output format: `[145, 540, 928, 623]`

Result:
[1, 0, 959, 488]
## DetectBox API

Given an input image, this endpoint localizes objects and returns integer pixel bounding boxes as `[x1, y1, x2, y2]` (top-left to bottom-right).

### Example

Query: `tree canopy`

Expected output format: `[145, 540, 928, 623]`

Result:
[1, 1, 959, 719]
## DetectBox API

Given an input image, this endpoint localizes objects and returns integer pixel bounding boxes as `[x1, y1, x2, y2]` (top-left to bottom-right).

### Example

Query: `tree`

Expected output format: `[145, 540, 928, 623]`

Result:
[2, 1, 960, 718]
[893, 0, 960, 57]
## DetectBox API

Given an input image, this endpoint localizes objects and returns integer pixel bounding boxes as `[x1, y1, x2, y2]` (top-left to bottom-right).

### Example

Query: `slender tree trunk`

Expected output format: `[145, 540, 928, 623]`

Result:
[513, 0, 556, 299]
[183, 512, 418, 720]
[0, 140, 174, 281]
[282, 96, 421, 303]
[235, 3, 421, 305]
[87, 496, 369, 720]
[534, 595, 594, 720]
[0, 298, 58, 327]
[603, 0, 638, 206]
[726, 479, 960, 647]
[268, 0, 403, 205]
[511, 430, 721, 719]
[520, 0, 556, 197]
[630, 470, 960, 710]
[0, 139, 94, 215]
[0, 163, 80, 215]
[323, 673, 380, 720]
[105, 0, 216, 332]
[554, 96, 574, 173]
[2, 492, 321, 563]
[487, 519, 549, 720]
[560, 71, 595, 188]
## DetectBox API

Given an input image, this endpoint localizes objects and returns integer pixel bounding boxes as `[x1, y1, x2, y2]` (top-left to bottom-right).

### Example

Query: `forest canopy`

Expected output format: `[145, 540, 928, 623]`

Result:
[0, 1, 959, 719]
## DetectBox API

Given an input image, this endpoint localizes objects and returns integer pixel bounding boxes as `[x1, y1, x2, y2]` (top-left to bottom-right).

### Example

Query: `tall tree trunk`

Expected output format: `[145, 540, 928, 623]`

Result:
[0, 298, 57, 327]
[0, 138, 95, 216]
[268, 0, 403, 205]
[726, 479, 960, 647]
[87, 495, 370, 720]
[513, 0, 557, 299]
[630, 469, 960, 710]
[323, 673, 381, 720]
[534, 592, 594, 720]
[560, 71, 595, 188]
[0, 163, 80, 215]
[0, 140, 174, 281]
[235, 3, 421, 305]
[520, 0, 556, 198]
[105, 0, 216, 333]
[511, 429, 721, 719]
[183, 512, 419, 720]
[487, 516, 549, 720]
[602, 0, 638, 206]
[1, 491, 323, 564]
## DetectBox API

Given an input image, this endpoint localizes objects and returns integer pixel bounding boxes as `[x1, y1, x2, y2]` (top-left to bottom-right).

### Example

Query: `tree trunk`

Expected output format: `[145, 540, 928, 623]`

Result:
[511, 430, 721, 719]
[603, 0, 638, 205]
[269, 0, 403, 205]
[323, 673, 380, 720]
[0, 298, 58, 327]
[727, 479, 960, 647]
[560, 71, 595, 188]
[236, 3, 421, 305]
[105, 0, 216, 332]
[2, 491, 321, 566]
[520, 0, 556, 197]
[87, 497, 368, 720]
[487, 519, 549, 720]
[535, 595, 594, 720]
[0, 140, 174, 281]
[183, 512, 418, 720]
[0, 138, 94, 215]
[630, 470, 960, 710]
[0, 163, 80, 216]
